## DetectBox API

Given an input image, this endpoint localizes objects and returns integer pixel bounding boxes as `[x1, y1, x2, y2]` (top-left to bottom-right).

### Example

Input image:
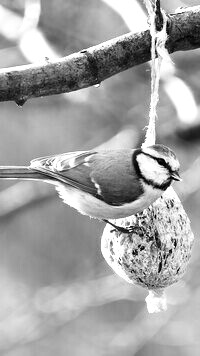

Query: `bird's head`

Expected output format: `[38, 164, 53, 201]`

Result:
[135, 144, 181, 190]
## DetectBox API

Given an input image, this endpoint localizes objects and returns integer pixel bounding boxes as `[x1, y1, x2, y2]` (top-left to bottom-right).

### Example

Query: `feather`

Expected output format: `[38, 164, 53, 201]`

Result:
[30, 149, 144, 206]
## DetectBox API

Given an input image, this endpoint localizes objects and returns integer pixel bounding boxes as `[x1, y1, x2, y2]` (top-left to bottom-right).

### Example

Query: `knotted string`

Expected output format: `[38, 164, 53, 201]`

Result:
[142, 0, 172, 148]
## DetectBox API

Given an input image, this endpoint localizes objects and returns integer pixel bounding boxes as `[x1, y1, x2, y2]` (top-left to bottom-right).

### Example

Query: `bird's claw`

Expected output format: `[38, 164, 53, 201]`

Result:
[103, 219, 135, 234]
[111, 225, 136, 234]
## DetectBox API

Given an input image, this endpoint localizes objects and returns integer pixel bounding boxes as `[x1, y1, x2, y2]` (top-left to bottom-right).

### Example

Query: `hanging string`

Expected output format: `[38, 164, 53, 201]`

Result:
[142, 0, 172, 148]
[142, 1, 176, 313]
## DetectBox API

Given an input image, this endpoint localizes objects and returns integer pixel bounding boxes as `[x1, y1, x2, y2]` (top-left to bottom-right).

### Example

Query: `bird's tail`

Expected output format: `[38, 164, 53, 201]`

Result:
[0, 166, 49, 181]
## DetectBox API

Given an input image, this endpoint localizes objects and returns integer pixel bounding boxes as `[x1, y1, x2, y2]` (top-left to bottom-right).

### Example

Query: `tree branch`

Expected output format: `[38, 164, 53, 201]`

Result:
[0, 6, 200, 105]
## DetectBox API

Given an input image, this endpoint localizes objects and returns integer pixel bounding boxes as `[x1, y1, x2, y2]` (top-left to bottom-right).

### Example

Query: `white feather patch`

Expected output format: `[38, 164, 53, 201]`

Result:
[66, 156, 76, 169]
[53, 156, 65, 171]
[90, 176, 102, 196]
[137, 154, 169, 185]
[30, 159, 41, 169]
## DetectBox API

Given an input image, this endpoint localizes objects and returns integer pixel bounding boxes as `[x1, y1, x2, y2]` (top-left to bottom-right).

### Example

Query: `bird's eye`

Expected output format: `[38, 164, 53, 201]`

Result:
[157, 158, 166, 166]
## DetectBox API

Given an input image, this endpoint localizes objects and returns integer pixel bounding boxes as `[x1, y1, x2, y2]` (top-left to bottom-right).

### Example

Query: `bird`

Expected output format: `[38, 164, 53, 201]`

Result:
[0, 144, 181, 232]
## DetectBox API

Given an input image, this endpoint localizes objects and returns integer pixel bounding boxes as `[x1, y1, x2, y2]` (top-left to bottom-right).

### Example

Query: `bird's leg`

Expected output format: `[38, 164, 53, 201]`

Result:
[103, 219, 135, 234]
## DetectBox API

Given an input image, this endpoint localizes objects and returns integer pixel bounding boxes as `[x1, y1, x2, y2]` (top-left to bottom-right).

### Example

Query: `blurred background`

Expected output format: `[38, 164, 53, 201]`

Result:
[0, 0, 200, 355]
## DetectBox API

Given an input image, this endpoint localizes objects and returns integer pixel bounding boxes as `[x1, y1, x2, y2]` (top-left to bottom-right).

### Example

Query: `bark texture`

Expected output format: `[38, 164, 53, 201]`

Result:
[0, 6, 199, 104]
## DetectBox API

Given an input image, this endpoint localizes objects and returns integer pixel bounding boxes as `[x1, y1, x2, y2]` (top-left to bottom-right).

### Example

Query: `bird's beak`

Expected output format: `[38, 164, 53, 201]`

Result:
[171, 171, 182, 181]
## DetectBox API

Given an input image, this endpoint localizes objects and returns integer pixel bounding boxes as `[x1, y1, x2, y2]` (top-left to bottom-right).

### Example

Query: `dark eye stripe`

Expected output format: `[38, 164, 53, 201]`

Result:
[143, 152, 172, 172]
[157, 157, 166, 166]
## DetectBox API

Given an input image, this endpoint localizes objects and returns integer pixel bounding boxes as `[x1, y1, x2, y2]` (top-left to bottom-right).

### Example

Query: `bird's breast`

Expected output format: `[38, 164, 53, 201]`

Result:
[56, 182, 163, 220]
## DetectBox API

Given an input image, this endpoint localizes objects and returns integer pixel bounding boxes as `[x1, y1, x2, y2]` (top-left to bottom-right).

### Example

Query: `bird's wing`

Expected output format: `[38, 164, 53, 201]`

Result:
[31, 151, 94, 171]
[30, 149, 144, 206]
[30, 150, 101, 197]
